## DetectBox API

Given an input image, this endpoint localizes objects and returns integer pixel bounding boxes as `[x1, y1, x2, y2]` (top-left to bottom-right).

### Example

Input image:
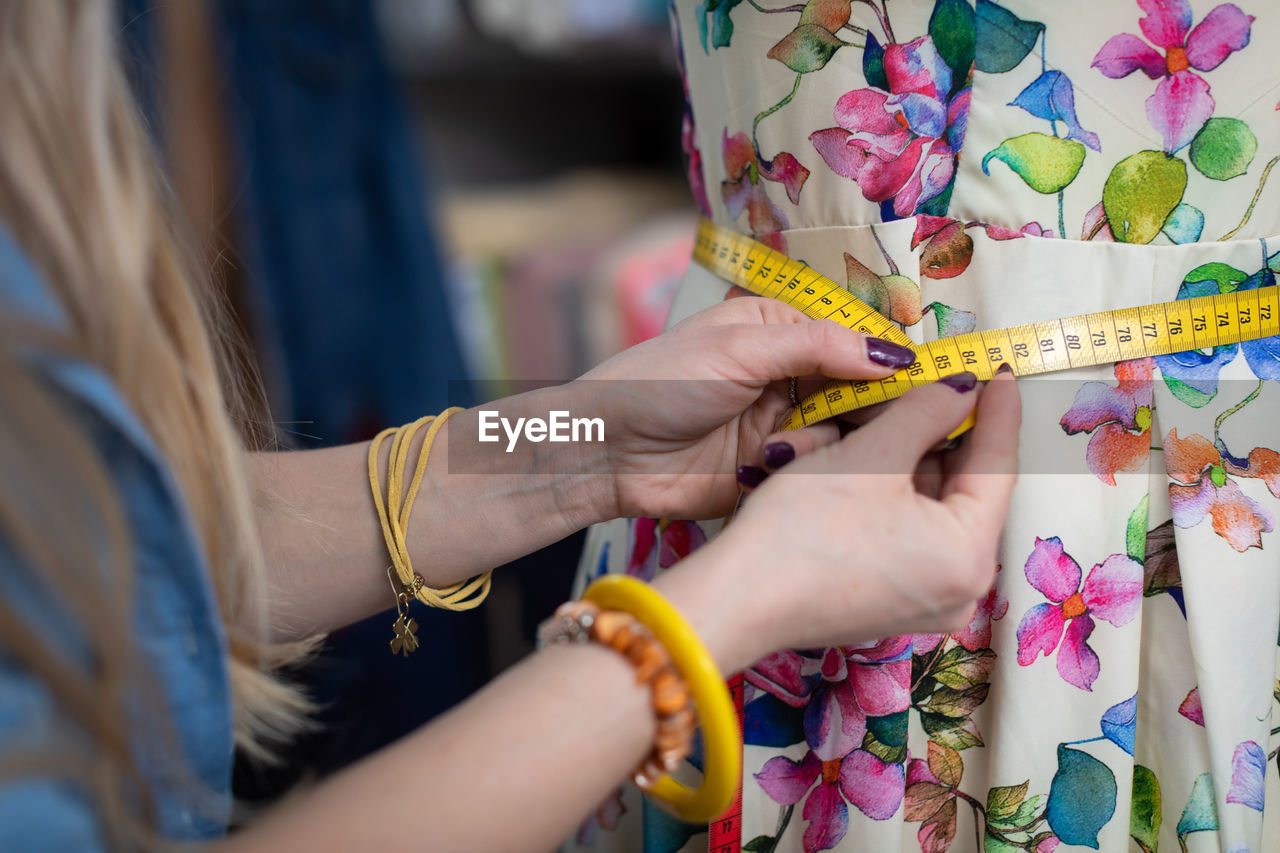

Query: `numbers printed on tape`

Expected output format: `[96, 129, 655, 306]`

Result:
[694, 217, 1280, 431]
[707, 673, 745, 853]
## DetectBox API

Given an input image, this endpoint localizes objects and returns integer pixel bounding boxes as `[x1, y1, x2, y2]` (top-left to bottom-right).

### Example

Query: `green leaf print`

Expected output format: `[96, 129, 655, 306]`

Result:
[866, 710, 909, 747]
[921, 683, 990, 718]
[974, 0, 1043, 73]
[1046, 745, 1117, 849]
[863, 30, 888, 90]
[1190, 118, 1258, 181]
[1161, 202, 1204, 243]
[1164, 375, 1215, 408]
[1185, 261, 1249, 292]
[1003, 794, 1047, 831]
[983, 835, 1021, 853]
[864, 711, 908, 763]
[926, 301, 978, 337]
[983, 133, 1086, 194]
[1101, 151, 1187, 244]
[1130, 764, 1162, 853]
[767, 24, 844, 73]
[928, 0, 976, 92]
[798, 0, 852, 32]
[1126, 494, 1149, 564]
[920, 712, 985, 750]
[986, 781, 1030, 822]
[931, 646, 997, 690]
[1176, 772, 1219, 837]
[696, 0, 744, 51]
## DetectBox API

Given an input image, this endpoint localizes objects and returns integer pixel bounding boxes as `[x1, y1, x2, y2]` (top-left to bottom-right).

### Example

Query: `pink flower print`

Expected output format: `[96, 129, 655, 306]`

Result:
[671, 16, 710, 217]
[750, 641, 911, 848]
[756, 749, 906, 852]
[748, 649, 813, 708]
[721, 130, 809, 252]
[1093, 1, 1254, 152]
[804, 642, 912, 762]
[912, 633, 944, 656]
[1082, 201, 1116, 242]
[747, 638, 912, 717]
[682, 115, 710, 216]
[913, 564, 1008, 655]
[1179, 686, 1205, 725]
[1226, 741, 1266, 811]
[1165, 428, 1275, 551]
[1016, 537, 1143, 691]
[626, 517, 660, 579]
[984, 221, 1053, 240]
[625, 518, 707, 581]
[657, 519, 706, 566]
[810, 36, 968, 218]
[956, 573, 1010, 651]
[1060, 358, 1154, 485]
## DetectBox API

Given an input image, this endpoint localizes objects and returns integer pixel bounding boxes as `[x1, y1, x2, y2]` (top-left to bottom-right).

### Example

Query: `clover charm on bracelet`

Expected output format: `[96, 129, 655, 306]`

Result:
[390, 612, 419, 656]
[387, 565, 420, 656]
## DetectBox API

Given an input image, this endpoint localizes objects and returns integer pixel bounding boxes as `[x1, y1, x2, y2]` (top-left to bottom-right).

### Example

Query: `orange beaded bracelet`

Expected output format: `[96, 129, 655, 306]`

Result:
[537, 600, 697, 784]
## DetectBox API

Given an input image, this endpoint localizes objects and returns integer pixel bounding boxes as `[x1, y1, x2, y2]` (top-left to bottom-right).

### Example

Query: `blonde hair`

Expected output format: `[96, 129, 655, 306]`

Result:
[0, 0, 312, 842]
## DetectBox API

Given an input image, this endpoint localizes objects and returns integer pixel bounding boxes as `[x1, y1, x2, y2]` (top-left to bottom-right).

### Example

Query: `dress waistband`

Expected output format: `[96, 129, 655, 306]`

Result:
[749, 219, 1279, 347]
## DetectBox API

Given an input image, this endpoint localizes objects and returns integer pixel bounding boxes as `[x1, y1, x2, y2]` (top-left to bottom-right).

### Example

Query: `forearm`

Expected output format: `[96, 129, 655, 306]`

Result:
[222, 642, 652, 852]
[217, 555, 757, 853]
[252, 384, 618, 638]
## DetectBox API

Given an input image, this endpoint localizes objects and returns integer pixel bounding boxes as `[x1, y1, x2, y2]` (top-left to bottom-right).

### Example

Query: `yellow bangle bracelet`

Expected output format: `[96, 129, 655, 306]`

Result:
[581, 575, 740, 824]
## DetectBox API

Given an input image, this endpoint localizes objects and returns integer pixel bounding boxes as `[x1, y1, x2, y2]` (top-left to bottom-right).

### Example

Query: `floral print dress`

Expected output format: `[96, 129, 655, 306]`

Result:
[571, 2, 1280, 851]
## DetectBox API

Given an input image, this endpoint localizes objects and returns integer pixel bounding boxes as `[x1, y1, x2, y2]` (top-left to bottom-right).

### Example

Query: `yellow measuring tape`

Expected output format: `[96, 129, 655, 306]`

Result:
[693, 217, 1280, 432]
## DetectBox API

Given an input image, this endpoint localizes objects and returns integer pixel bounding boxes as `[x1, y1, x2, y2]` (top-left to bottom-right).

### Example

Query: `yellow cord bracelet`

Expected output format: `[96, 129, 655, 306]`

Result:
[369, 408, 492, 656]
[582, 575, 740, 823]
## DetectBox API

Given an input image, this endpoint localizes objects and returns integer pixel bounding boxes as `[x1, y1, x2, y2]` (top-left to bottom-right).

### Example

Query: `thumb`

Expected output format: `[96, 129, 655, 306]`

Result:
[827, 373, 981, 475]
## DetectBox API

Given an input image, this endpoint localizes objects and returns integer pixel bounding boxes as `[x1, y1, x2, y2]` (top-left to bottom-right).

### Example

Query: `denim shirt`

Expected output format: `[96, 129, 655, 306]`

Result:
[0, 230, 233, 848]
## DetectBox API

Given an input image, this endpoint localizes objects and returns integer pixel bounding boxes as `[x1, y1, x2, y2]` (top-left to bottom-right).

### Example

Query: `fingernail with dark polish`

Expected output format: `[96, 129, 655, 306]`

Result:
[939, 372, 978, 393]
[763, 441, 795, 468]
[737, 465, 767, 488]
[996, 361, 1014, 375]
[866, 337, 917, 368]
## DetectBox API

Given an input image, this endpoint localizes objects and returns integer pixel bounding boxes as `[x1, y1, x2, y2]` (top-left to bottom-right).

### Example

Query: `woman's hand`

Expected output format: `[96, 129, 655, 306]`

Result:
[653, 369, 1021, 674]
[579, 296, 917, 521]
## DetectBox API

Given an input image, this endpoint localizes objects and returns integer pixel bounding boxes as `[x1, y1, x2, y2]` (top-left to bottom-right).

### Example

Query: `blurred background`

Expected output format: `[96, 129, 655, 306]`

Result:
[119, 0, 697, 805]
